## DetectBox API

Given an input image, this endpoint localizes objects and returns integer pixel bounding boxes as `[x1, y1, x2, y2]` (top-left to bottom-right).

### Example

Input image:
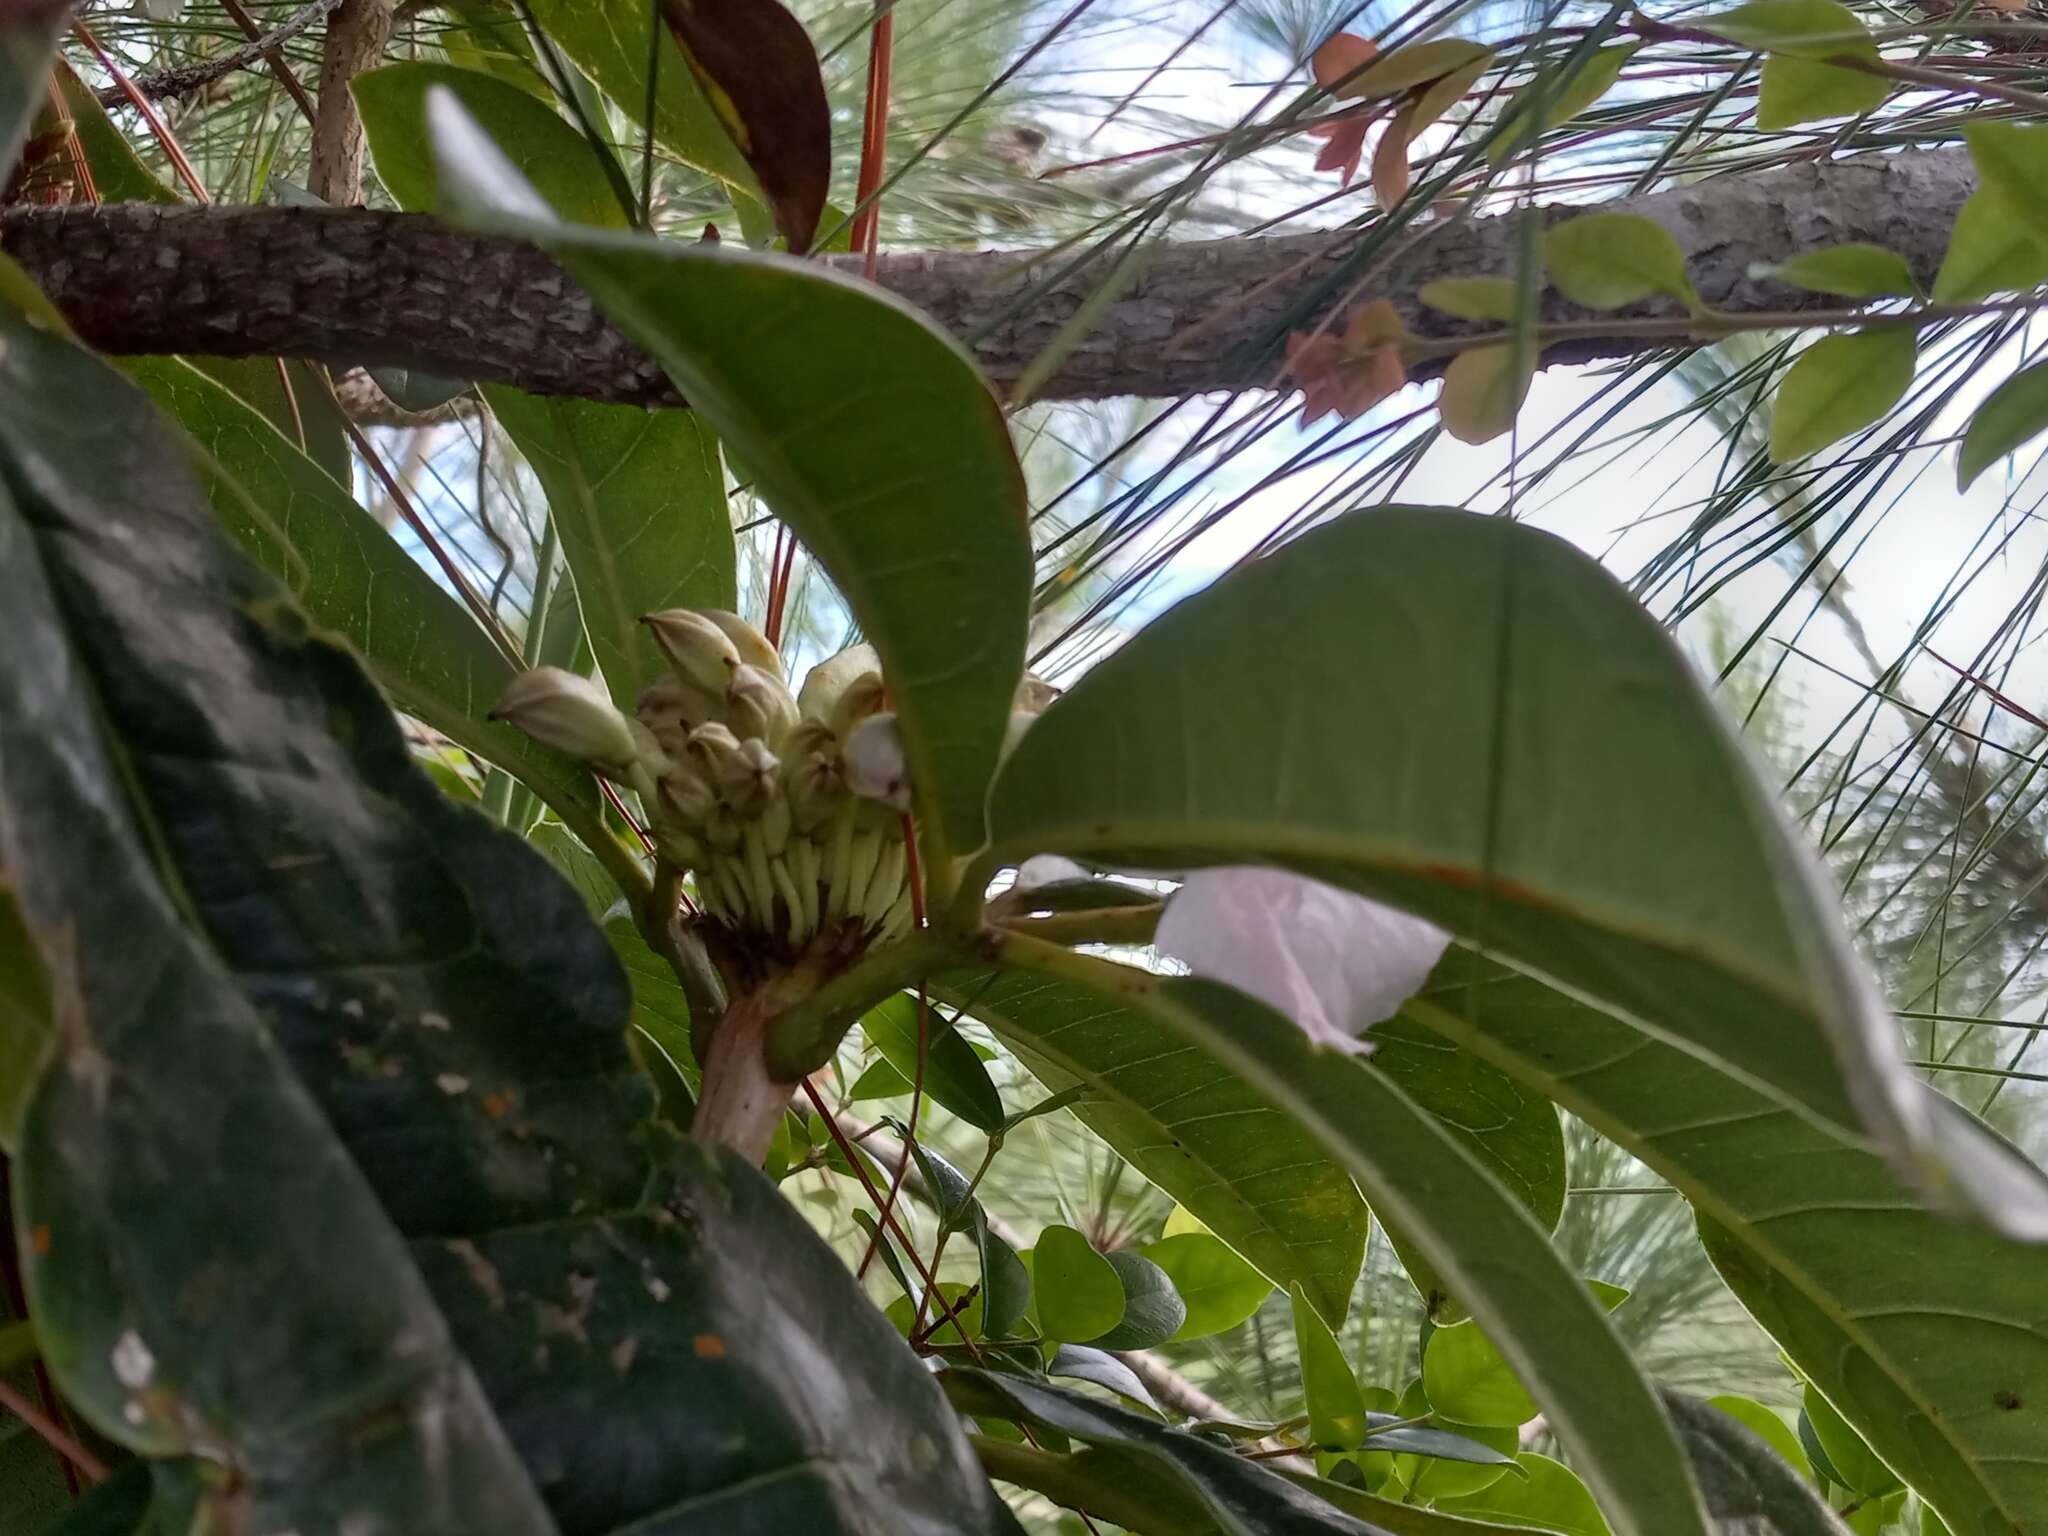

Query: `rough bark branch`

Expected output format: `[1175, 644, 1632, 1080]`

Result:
[1, 147, 1977, 404]
[307, 0, 392, 204]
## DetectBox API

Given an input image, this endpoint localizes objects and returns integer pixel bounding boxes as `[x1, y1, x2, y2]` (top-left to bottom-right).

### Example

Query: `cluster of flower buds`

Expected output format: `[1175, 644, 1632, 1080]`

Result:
[490, 609, 916, 952]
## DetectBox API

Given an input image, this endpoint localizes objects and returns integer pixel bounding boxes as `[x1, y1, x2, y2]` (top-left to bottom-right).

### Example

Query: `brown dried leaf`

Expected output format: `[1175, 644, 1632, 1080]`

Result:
[1372, 101, 1416, 207]
[1311, 32, 1381, 93]
[1286, 329, 1409, 425]
[1309, 114, 1370, 183]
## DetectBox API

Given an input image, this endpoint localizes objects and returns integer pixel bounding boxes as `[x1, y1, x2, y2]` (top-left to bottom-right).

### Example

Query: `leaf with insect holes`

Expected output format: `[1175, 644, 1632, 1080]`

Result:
[1769, 329, 1916, 462]
[1760, 242, 1918, 298]
[1965, 122, 2048, 251]
[1959, 359, 2048, 489]
[1438, 345, 1532, 445]
[1545, 212, 1696, 310]
[658, 0, 830, 250]
[1490, 42, 1638, 165]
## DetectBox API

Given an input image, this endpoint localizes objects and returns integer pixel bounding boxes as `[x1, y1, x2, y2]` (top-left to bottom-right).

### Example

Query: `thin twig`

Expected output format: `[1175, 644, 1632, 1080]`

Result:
[0, 1377, 107, 1485]
[97, 0, 342, 108]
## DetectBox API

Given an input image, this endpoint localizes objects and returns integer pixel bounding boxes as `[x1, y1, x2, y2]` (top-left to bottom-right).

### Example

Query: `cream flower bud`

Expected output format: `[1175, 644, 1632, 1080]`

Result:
[657, 762, 716, 827]
[637, 676, 725, 733]
[844, 712, 912, 812]
[721, 738, 780, 817]
[643, 609, 741, 692]
[490, 668, 640, 775]
[727, 664, 800, 747]
[700, 608, 784, 681]
[797, 643, 883, 725]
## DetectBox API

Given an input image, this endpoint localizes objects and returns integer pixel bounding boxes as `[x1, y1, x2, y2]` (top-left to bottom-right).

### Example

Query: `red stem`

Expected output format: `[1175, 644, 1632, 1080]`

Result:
[848, 1, 895, 277]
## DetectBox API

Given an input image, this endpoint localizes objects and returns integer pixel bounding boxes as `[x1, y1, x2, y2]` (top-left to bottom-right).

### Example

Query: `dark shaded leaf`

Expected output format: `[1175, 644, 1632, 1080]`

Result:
[658, 0, 830, 250]
[861, 992, 1005, 1131]
[1047, 1344, 1161, 1414]
[1663, 1393, 1847, 1536]
[1086, 1251, 1185, 1351]
[0, 311, 1019, 1536]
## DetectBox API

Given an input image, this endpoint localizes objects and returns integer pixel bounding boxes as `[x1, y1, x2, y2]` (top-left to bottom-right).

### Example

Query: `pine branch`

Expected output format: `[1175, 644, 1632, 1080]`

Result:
[0, 147, 1979, 403]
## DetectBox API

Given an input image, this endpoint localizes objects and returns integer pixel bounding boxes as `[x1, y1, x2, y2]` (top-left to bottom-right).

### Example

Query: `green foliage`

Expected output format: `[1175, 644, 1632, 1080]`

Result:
[1034, 1225, 1125, 1343]
[1292, 1282, 1369, 1451]
[1933, 187, 2048, 302]
[0, 310, 1018, 1535]
[1418, 277, 1518, 321]
[1760, 243, 1918, 299]
[1544, 213, 1697, 310]
[1141, 1233, 1271, 1341]
[1438, 346, 1533, 446]
[1965, 124, 2048, 251]
[1441, 1455, 1610, 1536]
[1768, 329, 1916, 462]
[859, 993, 1004, 1132]
[1701, 0, 1887, 129]
[935, 969, 1369, 1326]
[1489, 44, 1638, 166]
[1956, 358, 2048, 490]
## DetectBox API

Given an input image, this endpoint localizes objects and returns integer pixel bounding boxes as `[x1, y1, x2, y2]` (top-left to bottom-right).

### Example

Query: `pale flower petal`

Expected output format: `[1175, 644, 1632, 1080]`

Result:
[1156, 867, 1450, 1053]
[844, 711, 912, 811]
[1015, 855, 1090, 892]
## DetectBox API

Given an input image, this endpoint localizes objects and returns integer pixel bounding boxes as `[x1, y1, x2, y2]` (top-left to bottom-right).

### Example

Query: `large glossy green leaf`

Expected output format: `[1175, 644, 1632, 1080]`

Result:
[860, 991, 1005, 1132]
[994, 953, 1710, 1536]
[1408, 952, 2048, 1536]
[987, 505, 2048, 1236]
[356, 62, 740, 713]
[0, 312, 1019, 1536]
[1371, 1018, 1563, 1322]
[432, 95, 1033, 873]
[933, 969, 1368, 1327]
[120, 355, 620, 868]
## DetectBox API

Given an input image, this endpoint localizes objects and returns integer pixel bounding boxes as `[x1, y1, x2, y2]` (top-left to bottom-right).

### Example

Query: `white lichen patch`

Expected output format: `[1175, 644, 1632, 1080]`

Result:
[436, 1073, 470, 1096]
[110, 1329, 155, 1390]
[419, 1012, 452, 1032]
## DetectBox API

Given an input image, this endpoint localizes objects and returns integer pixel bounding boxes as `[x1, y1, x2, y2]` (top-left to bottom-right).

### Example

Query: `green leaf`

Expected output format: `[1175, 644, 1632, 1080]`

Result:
[1760, 242, 1918, 298]
[356, 61, 740, 711]
[51, 60, 179, 204]
[1438, 346, 1532, 445]
[1035, 1225, 1126, 1344]
[1425, 1321, 1539, 1428]
[1047, 1344, 1160, 1414]
[1399, 1419, 1522, 1502]
[357, 61, 631, 227]
[978, 1224, 1034, 1340]
[860, 992, 1005, 1132]
[1294, 1282, 1370, 1452]
[1407, 954, 2048, 1536]
[1966, 123, 2048, 250]
[1087, 1251, 1185, 1351]
[1489, 43, 1638, 165]
[1933, 188, 2048, 303]
[888, 1283, 983, 1347]
[1768, 328, 1916, 462]
[120, 356, 615, 855]
[997, 960, 1711, 1536]
[1707, 1397, 1809, 1481]
[1664, 1392, 1845, 1536]
[1141, 1233, 1271, 1341]
[1544, 213, 1695, 310]
[486, 389, 736, 708]
[1701, 0, 1886, 128]
[1957, 358, 2048, 489]
[1370, 1018, 1564, 1323]
[947, 1367, 1392, 1535]
[989, 506, 2045, 1231]
[1801, 1386, 1901, 1499]
[1442, 1455, 1610, 1536]
[934, 969, 1367, 1327]
[0, 310, 1018, 1534]
[0, 9, 60, 182]
[1418, 277, 1519, 321]
[432, 98, 1032, 872]
[850, 1056, 915, 1100]
[523, 0, 758, 196]
[1335, 39, 1495, 100]
[0, 882, 50, 1153]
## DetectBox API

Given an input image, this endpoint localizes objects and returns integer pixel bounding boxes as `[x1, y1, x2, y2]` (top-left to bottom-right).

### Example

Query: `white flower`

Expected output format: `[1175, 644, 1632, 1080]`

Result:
[1014, 855, 1089, 892]
[844, 712, 912, 811]
[1155, 867, 1450, 1053]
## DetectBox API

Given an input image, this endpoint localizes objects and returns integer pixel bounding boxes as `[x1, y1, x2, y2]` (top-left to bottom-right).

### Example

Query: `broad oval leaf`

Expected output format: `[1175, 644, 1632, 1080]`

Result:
[1956, 358, 2048, 490]
[987, 506, 2048, 1233]
[1141, 1233, 1271, 1341]
[1425, 1321, 1540, 1428]
[934, 969, 1368, 1327]
[1489, 43, 1638, 166]
[1544, 213, 1695, 310]
[1408, 952, 2048, 1536]
[990, 957, 1713, 1536]
[1700, 0, 1886, 129]
[1294, 1281, 1370, 1452]
[0, 311, 1019, 1535]
[1934, 188, 2048, 303]
[1419, 277, 1518, 321]
[1441, 1454, 1610, 1536]
[1088, 1250, 1186, 1351]
[431, 94, 1032, 873]
[1760, 242, 1918, 299]
[1035, 1225, 1126, 1344]
[1439, 346, 1532, 445]
[1966, 123, 2048, 250]
[1769, 329, 1916, 462]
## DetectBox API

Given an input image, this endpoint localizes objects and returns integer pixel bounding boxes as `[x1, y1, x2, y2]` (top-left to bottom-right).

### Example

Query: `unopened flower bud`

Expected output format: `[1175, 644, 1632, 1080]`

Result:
[685, 721, 746, 783]
[798, 643, 883, 726]
[727, 663, 800, 747]
[701, 608, 784, 681]
[643, 609, 741, 692]
[637, 676, 725, 733]
[490, 668, 641, 775]
[657, 761, 716, 827]
[845, 712, 912, 812]
[720, 738, 780, 817]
